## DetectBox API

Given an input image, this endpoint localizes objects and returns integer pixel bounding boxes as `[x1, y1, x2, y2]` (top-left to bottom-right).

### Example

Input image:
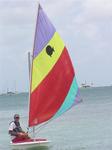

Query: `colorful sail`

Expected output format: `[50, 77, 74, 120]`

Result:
[29, 5, 81, 127]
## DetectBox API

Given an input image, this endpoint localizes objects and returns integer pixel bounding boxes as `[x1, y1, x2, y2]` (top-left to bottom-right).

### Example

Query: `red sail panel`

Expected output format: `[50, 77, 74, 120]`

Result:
[29, 47, 75, 127]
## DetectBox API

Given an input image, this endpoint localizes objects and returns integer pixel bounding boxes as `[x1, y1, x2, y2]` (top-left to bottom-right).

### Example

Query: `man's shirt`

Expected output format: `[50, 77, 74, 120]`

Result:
[9, 122, 16, 140]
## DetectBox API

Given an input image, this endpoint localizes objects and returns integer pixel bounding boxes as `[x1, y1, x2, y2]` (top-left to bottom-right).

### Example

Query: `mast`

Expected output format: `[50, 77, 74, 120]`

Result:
[28, 2, 39, 138]
[28, 52, 31, 79]
[28, 52, 36, 138]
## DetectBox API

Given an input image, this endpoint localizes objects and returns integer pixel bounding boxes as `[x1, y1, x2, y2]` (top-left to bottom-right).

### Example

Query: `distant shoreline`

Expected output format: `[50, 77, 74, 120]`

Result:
[0, 85, 112, 96]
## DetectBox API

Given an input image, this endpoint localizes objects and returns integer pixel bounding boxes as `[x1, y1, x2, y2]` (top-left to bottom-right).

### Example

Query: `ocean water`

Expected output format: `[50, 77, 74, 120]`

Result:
[0, 86, 112, 150]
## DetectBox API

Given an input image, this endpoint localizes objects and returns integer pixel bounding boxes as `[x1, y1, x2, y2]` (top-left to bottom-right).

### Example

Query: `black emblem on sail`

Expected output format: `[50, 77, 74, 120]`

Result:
[46, 45, 55, 57]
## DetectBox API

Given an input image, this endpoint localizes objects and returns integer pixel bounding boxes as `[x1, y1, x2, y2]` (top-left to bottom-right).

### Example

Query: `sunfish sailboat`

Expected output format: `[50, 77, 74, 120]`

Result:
[10, 2, 81, 149]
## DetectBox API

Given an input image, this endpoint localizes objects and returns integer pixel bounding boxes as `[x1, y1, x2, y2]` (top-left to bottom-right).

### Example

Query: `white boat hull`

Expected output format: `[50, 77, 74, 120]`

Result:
[10, 138, 50, 149]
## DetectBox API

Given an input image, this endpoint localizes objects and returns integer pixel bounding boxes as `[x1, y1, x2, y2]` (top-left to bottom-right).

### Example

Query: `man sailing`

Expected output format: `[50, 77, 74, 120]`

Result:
[9, 114, 30, 142]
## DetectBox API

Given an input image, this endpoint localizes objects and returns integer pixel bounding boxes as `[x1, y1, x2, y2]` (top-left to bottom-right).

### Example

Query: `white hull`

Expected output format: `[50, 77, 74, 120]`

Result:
[10, 139, 50, 149]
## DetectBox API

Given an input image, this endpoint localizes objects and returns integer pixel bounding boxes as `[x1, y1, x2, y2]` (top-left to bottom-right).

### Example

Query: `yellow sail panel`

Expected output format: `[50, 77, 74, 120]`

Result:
[31, 32, 64, 92]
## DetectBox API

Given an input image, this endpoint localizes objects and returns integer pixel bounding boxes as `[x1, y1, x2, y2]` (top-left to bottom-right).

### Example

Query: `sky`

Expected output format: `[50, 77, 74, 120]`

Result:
[0, 0, 112, 93]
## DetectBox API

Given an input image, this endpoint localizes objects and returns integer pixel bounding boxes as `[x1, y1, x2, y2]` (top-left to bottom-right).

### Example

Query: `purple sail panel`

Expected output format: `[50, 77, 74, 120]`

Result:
[33, 5, 56, 58]
[73, 88, 82, 106]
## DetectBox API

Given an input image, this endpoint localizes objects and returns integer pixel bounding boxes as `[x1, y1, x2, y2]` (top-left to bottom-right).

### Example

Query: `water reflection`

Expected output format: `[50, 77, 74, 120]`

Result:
[26, 146, 50, 150]
[12, 145, 50, 150]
